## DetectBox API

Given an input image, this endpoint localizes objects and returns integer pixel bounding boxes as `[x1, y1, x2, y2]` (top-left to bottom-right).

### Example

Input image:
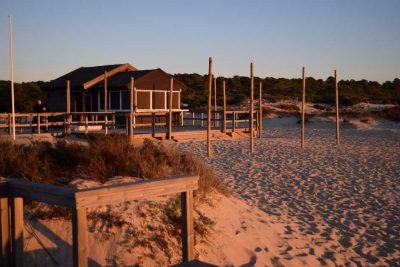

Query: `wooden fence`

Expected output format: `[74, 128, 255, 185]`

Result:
[0, 175, 199, 267]
[0, 110, 259, 139]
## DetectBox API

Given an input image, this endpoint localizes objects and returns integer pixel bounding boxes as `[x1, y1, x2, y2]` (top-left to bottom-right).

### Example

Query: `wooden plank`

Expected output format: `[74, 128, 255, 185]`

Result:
[83, 63, 136, 89]
[181, 190, 195, 262]
[301, 67, 306, 149]
[0, 197, 10, 267]
[335, 69, 340, 145]
[258, 81, 262, 139]
[11, 197, 23, 267]
[207, 58, 212, 158]
[8, 179, 76, 207]
[75, 175, 199, 208]
[72, 208, 88, 267]
[250, 63, 254, 153]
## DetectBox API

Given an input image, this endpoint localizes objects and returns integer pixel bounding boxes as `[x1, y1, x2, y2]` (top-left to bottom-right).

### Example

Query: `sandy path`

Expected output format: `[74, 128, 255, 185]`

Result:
[177, 117, 400, 266]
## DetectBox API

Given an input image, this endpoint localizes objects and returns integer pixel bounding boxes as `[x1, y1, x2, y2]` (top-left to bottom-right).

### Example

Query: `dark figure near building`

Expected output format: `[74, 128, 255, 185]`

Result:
[32, 100, 47, 133]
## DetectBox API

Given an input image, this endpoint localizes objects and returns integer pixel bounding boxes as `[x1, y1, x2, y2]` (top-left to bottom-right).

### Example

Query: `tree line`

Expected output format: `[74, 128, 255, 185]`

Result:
[0, 76, 399, 112]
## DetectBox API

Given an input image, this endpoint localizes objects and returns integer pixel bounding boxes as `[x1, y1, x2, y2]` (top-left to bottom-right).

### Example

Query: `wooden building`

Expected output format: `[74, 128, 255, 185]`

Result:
[43, 63, 186, 112]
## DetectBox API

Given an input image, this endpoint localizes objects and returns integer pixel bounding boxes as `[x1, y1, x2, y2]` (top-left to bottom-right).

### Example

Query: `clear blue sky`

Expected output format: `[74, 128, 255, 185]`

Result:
[0, 0, 399, 83]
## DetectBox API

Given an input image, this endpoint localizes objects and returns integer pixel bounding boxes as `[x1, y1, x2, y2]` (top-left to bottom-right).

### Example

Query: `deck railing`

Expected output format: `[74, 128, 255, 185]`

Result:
[0, 175, 198, 267]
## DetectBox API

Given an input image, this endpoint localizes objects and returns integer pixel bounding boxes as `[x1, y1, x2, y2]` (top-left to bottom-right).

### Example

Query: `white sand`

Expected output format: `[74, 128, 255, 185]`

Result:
[178, 117, 400, 266]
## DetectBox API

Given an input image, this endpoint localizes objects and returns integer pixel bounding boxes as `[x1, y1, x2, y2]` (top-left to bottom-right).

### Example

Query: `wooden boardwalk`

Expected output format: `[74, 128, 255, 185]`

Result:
[0, 175, 201, 267]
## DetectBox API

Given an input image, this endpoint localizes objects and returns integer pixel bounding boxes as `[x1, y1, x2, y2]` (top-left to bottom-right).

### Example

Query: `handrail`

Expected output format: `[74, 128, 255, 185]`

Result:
[0, 175, 199, 267]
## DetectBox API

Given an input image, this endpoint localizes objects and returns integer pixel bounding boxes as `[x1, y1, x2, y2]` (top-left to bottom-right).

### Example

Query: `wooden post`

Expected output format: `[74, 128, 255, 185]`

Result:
[8, 114, 12, 135]
[168, 78, 173, 140]
[180, 111, 184, 127]
[84, 116, 88, 134]
[133, 84, 137, 129]
[192, 112, 195, 127]
[72, 208, 88, 267]
[232, 111, 236, 132]
[130, 78, 134, 139]
[37, 114, 41, 134]
[181, 191, 195, 262]
[0, 197, 10, 267]
[104, 71, 108, 135]
[207, 58, 212, 157]
[250, 63, 254, 153]
[258, 82, 263, 139]
[152, 113, 156, 138]
[9, 16, 16, 140]
[11, 197, 23, 267]
[335, 70, 340, 145]
[66, 80, 71, 134]
[222, 80, 226, 133]
[201, 113, 204, 127]
[301, 67, 306, 149]
[213, 77, 217, 128]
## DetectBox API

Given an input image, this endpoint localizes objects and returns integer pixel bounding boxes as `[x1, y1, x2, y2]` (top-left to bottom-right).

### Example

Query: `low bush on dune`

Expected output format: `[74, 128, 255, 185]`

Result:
[381, 106, 400, 121]
[0, 134, 226, 195]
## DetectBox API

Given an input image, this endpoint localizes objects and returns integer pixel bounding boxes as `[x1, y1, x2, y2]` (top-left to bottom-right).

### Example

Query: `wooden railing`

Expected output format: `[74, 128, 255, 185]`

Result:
[0, 175, 198, 267]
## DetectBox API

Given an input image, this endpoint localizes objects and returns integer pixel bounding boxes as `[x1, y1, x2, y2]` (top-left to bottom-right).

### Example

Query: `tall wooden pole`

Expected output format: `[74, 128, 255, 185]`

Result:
[130, 77, 134, 139]
[250, 63, 254, 153]
[9, 16, 16, 140]
[301, 67, 306, 148]
[258, 81, 262, 139]
[66, 80, 71, 134]
[207, 58, 212, 157]
[335, 70, 340, 145]
[168, 78, 173, 140]
[222, 80, 226, 133]
[104, 71, 108, 134]
[214, 77, 217, 128]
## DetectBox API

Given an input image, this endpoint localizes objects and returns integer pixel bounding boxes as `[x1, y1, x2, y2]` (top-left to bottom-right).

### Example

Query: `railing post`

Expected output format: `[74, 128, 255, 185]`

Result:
[37, 114, 41, 134]
[180, 111, 184, 127]
[84, 116, 88, 134]
[152, 113, 156, 138]
[11, 197, 23, 267]
[8, 114, 12, 136]
[0, 197, 11, 267]
[181, 191, 194, 262]
[201, 113, 204, 127]
[232, 112, 236, 132]
[72, 208, 88, 267]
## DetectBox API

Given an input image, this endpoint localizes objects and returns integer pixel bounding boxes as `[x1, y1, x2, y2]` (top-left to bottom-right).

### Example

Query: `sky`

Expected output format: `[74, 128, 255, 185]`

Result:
[0, 0, 399, 83]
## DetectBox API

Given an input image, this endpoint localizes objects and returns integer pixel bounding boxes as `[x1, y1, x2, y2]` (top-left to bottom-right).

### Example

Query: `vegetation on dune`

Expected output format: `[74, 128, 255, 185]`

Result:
[0, 134, 226, 195]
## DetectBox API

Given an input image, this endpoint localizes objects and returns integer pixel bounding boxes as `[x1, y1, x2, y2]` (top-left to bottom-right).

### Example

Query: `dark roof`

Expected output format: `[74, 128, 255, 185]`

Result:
[43, 64, 186, 90]
[91, 70, 155, 89]
[45, 63, 132, 88]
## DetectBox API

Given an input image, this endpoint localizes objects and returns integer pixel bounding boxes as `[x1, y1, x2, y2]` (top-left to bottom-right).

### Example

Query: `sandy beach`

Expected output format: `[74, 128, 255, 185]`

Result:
[177, 116, 400, 266]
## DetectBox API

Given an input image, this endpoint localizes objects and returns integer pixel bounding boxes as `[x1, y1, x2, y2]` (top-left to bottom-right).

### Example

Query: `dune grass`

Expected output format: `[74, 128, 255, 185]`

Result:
[0, 134, 226, 195]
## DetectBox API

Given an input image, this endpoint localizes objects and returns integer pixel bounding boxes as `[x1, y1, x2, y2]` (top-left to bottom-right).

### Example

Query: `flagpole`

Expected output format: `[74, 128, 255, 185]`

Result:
[9, 16, 16, 140]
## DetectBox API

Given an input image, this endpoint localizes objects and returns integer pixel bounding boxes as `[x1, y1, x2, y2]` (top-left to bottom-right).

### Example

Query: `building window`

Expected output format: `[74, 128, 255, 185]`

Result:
[121, 91, 130, 110]
[110, 91, 120, 110]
